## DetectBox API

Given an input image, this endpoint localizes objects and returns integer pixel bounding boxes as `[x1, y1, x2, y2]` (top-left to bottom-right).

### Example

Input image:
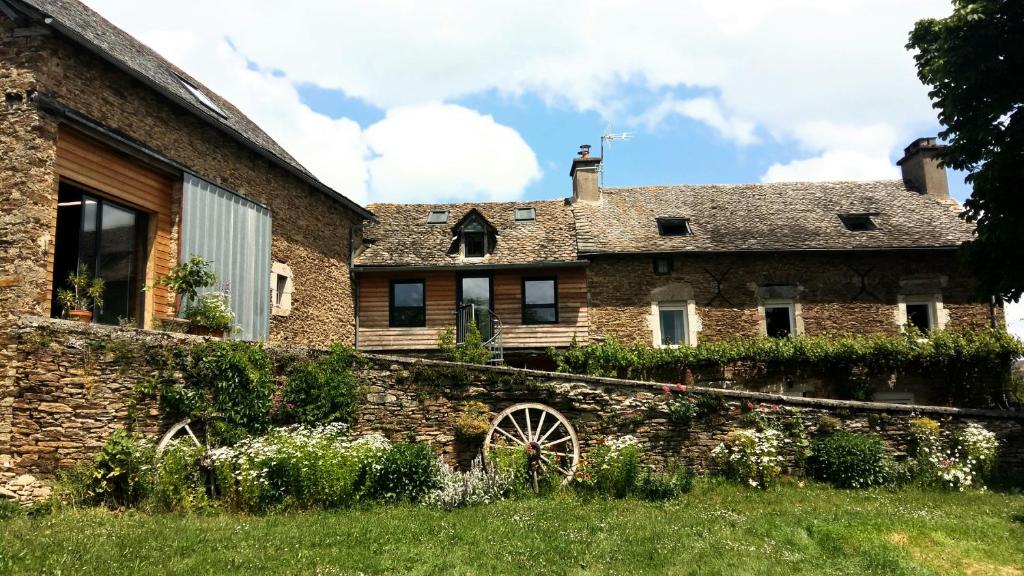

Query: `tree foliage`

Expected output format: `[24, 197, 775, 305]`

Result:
[907, 0, 1024, 300]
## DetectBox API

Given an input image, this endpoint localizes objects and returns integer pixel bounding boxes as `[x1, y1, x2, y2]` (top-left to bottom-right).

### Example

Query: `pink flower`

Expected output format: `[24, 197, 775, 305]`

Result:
[746, 401, 755, 410]
[662, 385, 671, 394]
[675, 383, 687, 393]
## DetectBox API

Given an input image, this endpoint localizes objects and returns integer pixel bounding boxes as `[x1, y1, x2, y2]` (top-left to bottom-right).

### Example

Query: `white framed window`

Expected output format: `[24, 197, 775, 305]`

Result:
[762, 300, 797, 338]
[270, 262, 293, 317]
[651, 301, 698, 347]
[897, 295, 945, 334]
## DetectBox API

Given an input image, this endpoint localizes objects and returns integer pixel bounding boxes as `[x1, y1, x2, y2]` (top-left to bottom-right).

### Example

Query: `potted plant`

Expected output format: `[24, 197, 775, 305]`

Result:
[183, 291, 235, 337]
[56, 264, 104, 323]
[154, 255, 217, 332]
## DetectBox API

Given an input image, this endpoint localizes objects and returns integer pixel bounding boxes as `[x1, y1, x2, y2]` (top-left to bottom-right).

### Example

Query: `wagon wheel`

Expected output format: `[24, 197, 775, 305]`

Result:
[155, 417, 220, 497]
[483, 402, 580, 492]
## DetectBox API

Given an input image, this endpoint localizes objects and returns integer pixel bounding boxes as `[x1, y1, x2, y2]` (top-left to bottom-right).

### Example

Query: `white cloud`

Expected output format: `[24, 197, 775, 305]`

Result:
[633, 97, 758, 145]
[86, 0, 957, 195]
[1006, 301, 1024, 341]
[762, 150, 899, 183]
[364, 103, 540, 203]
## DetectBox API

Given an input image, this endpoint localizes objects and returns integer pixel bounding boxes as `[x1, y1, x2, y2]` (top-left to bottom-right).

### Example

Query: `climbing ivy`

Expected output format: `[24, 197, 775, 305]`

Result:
[550, 329, 1024, 408]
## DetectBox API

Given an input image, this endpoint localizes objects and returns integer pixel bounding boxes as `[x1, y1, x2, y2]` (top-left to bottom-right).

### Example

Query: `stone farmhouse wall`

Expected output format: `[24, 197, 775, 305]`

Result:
[587, 251, 997, 345]
[3, 317, 1022, 500]
[0, 14, 361, 348]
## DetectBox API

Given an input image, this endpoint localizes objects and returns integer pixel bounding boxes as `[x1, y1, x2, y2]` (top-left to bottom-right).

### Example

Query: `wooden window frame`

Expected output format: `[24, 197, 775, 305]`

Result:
[653, 257, 673, 276]
[389, 279, 426, 328]
[521, 276, 559, 325]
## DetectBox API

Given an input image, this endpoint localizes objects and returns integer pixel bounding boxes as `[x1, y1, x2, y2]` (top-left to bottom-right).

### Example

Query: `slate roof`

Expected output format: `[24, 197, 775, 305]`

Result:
[12, 0, 372, 219]
[572, 181, 974, 254]
[354, 201, 577, 267]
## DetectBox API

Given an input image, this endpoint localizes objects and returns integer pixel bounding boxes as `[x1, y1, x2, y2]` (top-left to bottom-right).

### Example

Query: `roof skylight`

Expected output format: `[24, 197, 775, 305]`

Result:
[427, 209, 449, 224]
[175, 74, 228, 118]
[514, 207, 536, 221]
[839, 213, 878, 232]
[656, 217, 692, 236]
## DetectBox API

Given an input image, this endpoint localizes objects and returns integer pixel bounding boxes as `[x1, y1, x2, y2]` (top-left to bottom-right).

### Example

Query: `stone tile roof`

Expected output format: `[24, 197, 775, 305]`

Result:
[572, 180, 974, 254]
[15, 0, 372, 219]
[355, 200, 577, 267]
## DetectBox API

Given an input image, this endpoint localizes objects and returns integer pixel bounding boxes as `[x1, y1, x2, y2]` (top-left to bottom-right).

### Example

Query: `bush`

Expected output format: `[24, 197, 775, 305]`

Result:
[637, 467, 694, 501]
[363, 442, 440, 503]
[276, 345, 359, 426]
[438, 323, 492, 364]
[811, 431, 893, 489]
[578, 436, 642, 498]
[711, 429, 783, 489]
[908, 420, 999, 490]
[423, 455, 517, 510]
[453, 401, 491, 440]
[486, 444, 531, 497]
[88, 430, 155, 507]
[177, 340, 275, 442]
[152, 439, 210, 512]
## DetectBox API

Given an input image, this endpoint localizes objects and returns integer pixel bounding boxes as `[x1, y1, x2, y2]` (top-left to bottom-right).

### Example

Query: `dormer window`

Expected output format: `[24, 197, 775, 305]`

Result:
[463, 219, 487, 257]
[657, 217, 691, 236]
[175, 74, 228, 118]
[839, 213, 878, 231]
[514, 207, 536, 222]
[427, 209, 449, 224]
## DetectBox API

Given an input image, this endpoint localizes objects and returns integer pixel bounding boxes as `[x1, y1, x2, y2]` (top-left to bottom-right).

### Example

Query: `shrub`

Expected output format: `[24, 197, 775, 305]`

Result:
[276, 345, 359, 426]
[711, 429, 783, 489]
[184, 292, 235, 332]
[363, 442, 440, 503]
[810, 431, 893, 488]
[88, 430, 155, 507]
[581, 436, 642, 498]
[453, 401, 491, 440]
[423, 455, 516, 510]
[438, 323, 492, 365]
[177, 340, 275, 442]
[152, 438, 210, 512]
[637, 467, 694, 501]
[909, 420, 999, 491]
[486, 444, 531, 497]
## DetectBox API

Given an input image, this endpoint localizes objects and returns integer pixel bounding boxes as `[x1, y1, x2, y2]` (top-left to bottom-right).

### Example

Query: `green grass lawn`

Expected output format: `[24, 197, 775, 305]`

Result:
[2, 482, 1023, 576]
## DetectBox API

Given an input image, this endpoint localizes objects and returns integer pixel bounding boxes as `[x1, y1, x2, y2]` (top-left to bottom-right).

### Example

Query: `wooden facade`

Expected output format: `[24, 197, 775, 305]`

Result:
[51, 128, 178, 325]
[357, 267, 589, 351]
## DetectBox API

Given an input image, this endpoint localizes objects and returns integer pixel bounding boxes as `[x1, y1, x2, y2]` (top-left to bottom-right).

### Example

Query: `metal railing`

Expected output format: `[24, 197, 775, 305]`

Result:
[455, 304, 504, 365]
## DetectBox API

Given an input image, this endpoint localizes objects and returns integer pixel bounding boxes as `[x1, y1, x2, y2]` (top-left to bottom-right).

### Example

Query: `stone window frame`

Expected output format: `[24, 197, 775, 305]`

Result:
[270, 262, 294, 317]
[650, 300, 699, 348]
[758, 299, 804, 338]
[896, 294, 947, 334]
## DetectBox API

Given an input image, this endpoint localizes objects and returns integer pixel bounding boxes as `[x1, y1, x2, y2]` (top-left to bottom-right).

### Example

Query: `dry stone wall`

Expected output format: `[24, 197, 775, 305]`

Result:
[2, 317, 1023, 501]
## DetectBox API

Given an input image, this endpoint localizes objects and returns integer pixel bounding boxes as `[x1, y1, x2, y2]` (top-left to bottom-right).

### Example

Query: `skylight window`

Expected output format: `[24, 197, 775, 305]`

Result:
[514, 207, 536, 221]
[426, 209, 449, 224]
[656, 217, 692, 236]
[175, 74, 228, 118]
[839, 213, 878, 232]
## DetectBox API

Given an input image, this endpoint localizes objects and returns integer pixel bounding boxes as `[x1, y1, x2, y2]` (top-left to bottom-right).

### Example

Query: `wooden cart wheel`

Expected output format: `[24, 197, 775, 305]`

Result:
[483, 402, 580, 490]
[155, 417, 219, 497]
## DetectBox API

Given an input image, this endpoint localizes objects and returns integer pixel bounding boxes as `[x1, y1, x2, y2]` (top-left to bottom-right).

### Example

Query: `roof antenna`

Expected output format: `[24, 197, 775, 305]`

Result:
[600, 131, 633, 186]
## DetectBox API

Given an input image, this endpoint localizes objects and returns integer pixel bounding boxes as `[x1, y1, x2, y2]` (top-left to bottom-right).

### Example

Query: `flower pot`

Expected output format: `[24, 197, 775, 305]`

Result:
[188, 325, 226, 338]
[68, 309, 92, 324]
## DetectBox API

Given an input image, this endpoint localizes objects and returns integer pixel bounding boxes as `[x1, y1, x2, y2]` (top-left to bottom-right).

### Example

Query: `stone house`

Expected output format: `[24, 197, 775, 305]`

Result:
[570, 139, 996, 352]
[0, 0, 373, 346]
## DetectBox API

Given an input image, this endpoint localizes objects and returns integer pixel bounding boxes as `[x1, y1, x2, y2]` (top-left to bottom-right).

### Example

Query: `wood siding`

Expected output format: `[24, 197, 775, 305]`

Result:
[357, 267, 589, 351]
[52, 128, 177, 324]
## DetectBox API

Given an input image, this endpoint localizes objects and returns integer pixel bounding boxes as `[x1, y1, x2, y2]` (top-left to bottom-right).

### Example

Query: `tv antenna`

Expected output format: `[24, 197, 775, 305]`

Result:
[600, 132, 633, 185]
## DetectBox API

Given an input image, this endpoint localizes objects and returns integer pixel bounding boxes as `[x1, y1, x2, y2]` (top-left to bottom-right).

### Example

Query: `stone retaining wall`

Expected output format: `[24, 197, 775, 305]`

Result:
[3, 317, 1023, 500]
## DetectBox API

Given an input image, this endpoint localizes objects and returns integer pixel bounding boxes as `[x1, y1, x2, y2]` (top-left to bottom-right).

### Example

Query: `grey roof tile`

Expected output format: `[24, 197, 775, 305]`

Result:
[572, 180, 973, 254]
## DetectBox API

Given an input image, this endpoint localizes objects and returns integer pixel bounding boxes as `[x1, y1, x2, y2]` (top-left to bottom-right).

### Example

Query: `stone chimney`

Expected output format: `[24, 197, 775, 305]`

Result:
[570, 144, 602, 203]
[897, 137, 949, 198]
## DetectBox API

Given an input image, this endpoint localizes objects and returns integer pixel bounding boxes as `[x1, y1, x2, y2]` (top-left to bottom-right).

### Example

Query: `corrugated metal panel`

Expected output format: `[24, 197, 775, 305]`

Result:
[181, 175, 271, 340]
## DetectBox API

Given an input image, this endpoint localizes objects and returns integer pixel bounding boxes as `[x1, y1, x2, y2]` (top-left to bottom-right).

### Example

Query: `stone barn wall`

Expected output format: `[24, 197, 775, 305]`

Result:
[3, 317, 1023, 500]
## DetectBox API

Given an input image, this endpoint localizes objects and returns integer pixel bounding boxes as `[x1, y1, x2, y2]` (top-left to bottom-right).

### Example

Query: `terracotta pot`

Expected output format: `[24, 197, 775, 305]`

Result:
[68, 309, 92, 324]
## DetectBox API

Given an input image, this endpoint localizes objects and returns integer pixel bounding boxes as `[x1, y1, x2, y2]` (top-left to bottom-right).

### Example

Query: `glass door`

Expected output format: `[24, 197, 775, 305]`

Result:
[456, 273, 493, 342]
[51, 183, 149, 326]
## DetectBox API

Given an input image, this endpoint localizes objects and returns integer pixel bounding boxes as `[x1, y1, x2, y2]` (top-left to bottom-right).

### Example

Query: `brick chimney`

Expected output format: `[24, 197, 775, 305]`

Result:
[570, 144, 602, 203]
[897, 137, 949, 198]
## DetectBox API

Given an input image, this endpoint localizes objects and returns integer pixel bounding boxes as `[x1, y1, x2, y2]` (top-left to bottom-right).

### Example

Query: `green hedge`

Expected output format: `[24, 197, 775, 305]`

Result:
[549, 329, 1024, 407]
